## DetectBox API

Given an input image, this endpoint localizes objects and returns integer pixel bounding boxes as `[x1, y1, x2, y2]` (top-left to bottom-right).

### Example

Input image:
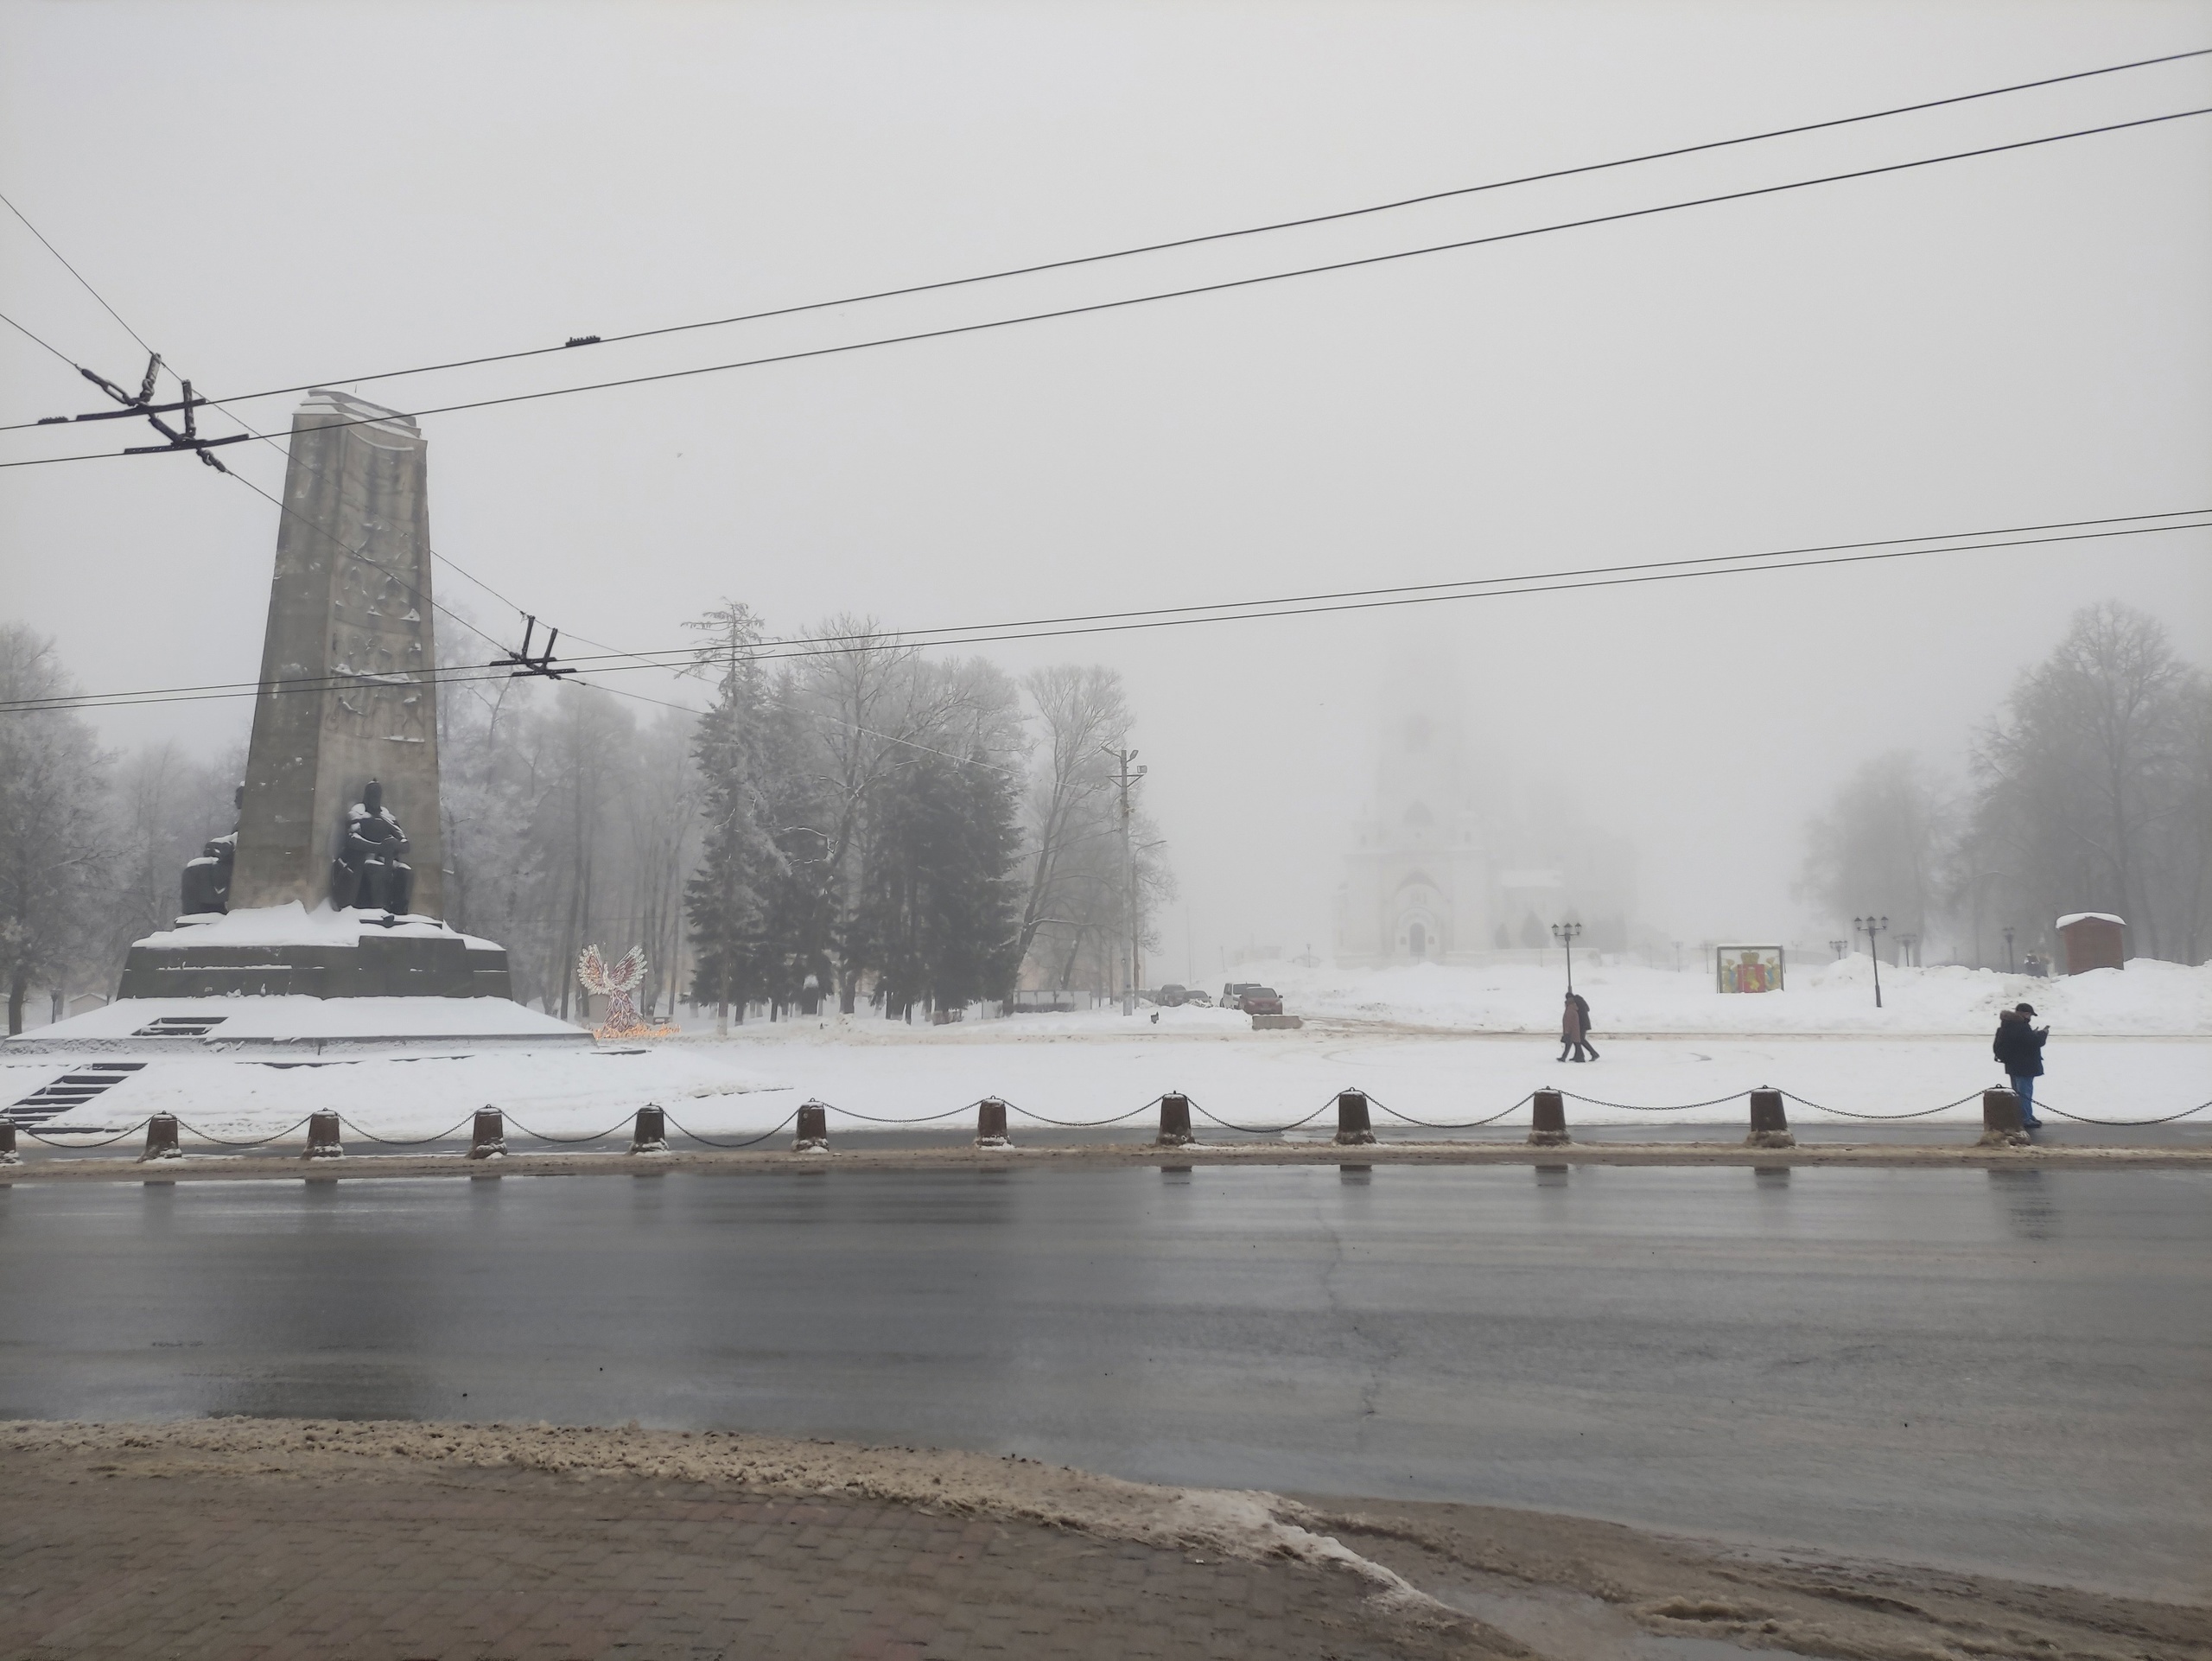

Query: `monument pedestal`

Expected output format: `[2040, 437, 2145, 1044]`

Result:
[119, 906, 512, 1001]
[5, 904, 591, 1060]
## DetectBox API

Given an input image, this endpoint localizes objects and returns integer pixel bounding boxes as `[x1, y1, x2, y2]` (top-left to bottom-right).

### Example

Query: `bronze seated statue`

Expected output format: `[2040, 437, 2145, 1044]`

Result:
[181, 784, 244, 917]
[329, 779, 414, 914]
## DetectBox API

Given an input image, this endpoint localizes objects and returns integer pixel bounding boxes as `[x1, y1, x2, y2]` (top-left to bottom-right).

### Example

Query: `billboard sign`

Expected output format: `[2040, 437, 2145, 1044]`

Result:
[1716, 945, 1785, 994]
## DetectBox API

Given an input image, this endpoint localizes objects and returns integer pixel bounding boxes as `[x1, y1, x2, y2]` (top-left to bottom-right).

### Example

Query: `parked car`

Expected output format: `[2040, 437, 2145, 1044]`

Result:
[1220, 982, 1263, 1012]
[1155, 983, 1189, 1008]
[1240, 986, 1284, 1016]
[1184, 989, 1213, 1007]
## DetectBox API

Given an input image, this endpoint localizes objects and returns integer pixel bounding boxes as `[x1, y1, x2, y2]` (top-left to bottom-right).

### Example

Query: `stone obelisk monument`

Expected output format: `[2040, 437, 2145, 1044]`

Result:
[231, 390, 445, 918]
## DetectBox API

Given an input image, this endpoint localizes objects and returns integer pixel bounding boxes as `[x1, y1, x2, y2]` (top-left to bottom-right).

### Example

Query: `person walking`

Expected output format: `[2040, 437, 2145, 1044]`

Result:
[1559, 991, 1597, 1062]
[1993, 1002, 2048, 1128]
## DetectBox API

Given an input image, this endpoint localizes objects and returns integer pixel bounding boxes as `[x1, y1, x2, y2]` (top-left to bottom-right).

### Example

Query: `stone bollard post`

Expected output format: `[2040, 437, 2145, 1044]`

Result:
[142, 1114, 182, 1161]
[1745, 1089, 1795, 1149]
[0, 1118, 18, 1166]
[1335, 1090, 1376, 1147]
[976, 1098, 1012, 1149]
[1156, 1093, 1196, 1147]
[470, 1108, 507, 1160]
[793, 1103, 830, 1153]
[1528, 1091, 1570, 1148]
[303, 1111, 344, 1160]
[1979, 1088, 2030, 1148]
[630, 1105, 669, 1155]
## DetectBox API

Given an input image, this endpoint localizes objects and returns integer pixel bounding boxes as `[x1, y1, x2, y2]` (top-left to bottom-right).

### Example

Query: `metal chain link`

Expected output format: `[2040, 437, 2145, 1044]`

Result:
[663, 1107, 801, 1149]
[1778, 1090, 1982, 1121]
[2032, 1094, 2212, 1128]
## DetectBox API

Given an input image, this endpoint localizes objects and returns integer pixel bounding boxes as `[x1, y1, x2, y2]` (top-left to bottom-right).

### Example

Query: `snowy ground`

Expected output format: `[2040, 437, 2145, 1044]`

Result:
[1216, 951, 2212, 1036]
[4, 957, 2205, 1147]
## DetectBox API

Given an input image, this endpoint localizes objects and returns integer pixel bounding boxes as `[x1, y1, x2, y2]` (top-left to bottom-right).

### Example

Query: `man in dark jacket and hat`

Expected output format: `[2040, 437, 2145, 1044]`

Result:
[1993, 1002, 2048, 1128]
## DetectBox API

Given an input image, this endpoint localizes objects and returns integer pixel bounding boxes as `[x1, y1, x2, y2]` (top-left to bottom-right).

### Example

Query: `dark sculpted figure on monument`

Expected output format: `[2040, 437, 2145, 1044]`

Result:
[330, 779, 414, 914]
[181, 785, 245, 917]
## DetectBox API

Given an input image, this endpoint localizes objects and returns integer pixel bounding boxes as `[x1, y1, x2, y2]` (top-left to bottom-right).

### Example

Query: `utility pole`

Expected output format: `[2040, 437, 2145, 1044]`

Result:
[1104, 746, 1147, 1016]
[1854, 914, 1889, 1008]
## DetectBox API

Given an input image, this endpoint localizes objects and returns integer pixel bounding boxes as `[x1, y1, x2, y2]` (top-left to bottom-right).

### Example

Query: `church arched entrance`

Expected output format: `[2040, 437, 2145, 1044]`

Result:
[1407, 921, 1427, 958]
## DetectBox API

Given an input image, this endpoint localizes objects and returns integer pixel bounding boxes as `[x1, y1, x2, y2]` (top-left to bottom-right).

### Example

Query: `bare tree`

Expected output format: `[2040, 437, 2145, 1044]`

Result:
[790, 618, 989, 1012]
[0, 627, 115, 1032]
[1014, 665, 1128, 976]
[1966, 602, 2194, 959]
[1797, 750, 1952, 949]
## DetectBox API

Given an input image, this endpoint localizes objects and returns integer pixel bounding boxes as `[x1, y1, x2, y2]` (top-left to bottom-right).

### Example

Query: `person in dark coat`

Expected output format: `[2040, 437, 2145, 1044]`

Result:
[1993, 1002, 2048, 1127]
[1559, 992, 1598, 1062]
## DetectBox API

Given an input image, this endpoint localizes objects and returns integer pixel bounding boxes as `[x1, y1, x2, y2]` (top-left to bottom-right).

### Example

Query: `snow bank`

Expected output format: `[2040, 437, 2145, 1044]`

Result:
[1223, 955, 2211, 1037]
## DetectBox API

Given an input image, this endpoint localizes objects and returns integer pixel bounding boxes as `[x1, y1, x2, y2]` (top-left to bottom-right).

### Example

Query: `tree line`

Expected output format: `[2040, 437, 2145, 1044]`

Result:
[0, 614, 1169, 1033]
[1797, 602, 2212, 967]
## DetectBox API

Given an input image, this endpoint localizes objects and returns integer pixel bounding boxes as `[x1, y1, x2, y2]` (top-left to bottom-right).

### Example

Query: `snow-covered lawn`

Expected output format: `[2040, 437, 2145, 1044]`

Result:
[5, 956, 2202, 1145]
[5, 1021, 2204, 1146]
[1227, 953, 2212, 1037]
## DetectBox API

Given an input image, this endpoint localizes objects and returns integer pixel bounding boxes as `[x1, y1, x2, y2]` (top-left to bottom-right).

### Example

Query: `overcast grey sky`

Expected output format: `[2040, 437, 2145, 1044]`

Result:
[4, 1, 2209, 966]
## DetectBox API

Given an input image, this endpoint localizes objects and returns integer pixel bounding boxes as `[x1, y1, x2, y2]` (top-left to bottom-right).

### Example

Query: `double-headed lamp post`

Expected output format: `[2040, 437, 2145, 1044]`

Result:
[1853, 914, 1889, 1009]
[1551, 920, 1583, 995]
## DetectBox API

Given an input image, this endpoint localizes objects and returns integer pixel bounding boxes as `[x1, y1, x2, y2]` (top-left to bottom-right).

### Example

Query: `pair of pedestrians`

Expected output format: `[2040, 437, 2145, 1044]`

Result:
[1993, 1002, 2049, 1128]
[1559, 991, 1598, 1062]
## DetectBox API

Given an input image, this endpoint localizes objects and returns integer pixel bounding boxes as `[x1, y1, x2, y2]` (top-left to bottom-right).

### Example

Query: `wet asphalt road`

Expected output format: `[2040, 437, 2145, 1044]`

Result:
[3, 1164, 2206, 1601]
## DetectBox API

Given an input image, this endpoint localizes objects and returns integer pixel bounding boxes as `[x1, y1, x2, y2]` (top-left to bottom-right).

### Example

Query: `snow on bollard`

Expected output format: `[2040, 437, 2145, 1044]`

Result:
[1746, 1090, 1794, 1149]
[0, 1119, 18, 1166]
[1335, 1091, 1376, 1147]
[141, 1114, 182, 1161]
[1528, 1091, 1570, 1148]
[1980, 1088, 2030, 1148]
[793, 1103, 829, 1153]
[629, 1105, 669, 1155]
[1157, 1092, 1196, 1148]
[976, 1098, 1012, 1149]
[469, 1108, 507, 1160]
[303, 1111, 344, 1160]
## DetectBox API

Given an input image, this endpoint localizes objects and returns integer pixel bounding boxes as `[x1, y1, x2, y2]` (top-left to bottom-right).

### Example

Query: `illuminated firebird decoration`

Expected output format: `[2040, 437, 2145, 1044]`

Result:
[577, 945, 654, 1039]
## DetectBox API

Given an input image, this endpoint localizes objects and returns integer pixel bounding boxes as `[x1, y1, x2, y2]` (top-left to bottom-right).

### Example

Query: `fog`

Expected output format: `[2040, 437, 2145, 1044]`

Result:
[5, 1, 2209, 972]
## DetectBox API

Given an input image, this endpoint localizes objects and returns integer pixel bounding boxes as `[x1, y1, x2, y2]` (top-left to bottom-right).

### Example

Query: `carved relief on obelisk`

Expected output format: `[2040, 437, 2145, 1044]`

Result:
[229, 390, 446, 918]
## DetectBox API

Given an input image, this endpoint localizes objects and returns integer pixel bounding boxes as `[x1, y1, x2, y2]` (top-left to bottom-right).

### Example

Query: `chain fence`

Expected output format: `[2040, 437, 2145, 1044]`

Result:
[6, 1084, 2207, 1152]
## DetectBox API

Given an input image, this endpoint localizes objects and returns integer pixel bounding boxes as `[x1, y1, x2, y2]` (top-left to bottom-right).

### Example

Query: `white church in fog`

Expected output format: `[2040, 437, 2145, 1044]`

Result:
[1333, 691, 1637, 964]
[1334, 707, 1491, 963]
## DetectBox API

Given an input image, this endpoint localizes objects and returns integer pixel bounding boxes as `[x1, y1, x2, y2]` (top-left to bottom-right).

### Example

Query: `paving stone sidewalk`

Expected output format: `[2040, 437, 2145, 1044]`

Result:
[0, 1448, 1489, 1661]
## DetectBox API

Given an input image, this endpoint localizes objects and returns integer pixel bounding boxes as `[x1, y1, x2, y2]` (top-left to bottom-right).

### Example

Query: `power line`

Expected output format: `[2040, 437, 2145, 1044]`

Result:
[525, 507, 2212, 671]
[16, 506, 2195, 709]
[10, 511, 2203, 716]
[0, 192, 662, 685]
[7, 45, 2204, 434]
[0, 242, 648, 686]
[7, 104, 2205, 473]
[0, 306, 84, 372]
[0, 187, 157, 360]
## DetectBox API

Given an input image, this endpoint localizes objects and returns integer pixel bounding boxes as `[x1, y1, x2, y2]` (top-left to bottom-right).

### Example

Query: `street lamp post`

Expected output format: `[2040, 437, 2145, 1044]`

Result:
[1550, 921, 1582, 995]
[1828, 939, 1849, 961]
[2003, 926, 2015, 973]
[1853, 914, 1889, 1008]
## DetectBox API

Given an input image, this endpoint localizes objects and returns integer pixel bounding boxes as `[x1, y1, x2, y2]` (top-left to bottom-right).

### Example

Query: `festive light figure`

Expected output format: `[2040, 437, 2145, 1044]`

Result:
[577, 945, 652, 1038]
